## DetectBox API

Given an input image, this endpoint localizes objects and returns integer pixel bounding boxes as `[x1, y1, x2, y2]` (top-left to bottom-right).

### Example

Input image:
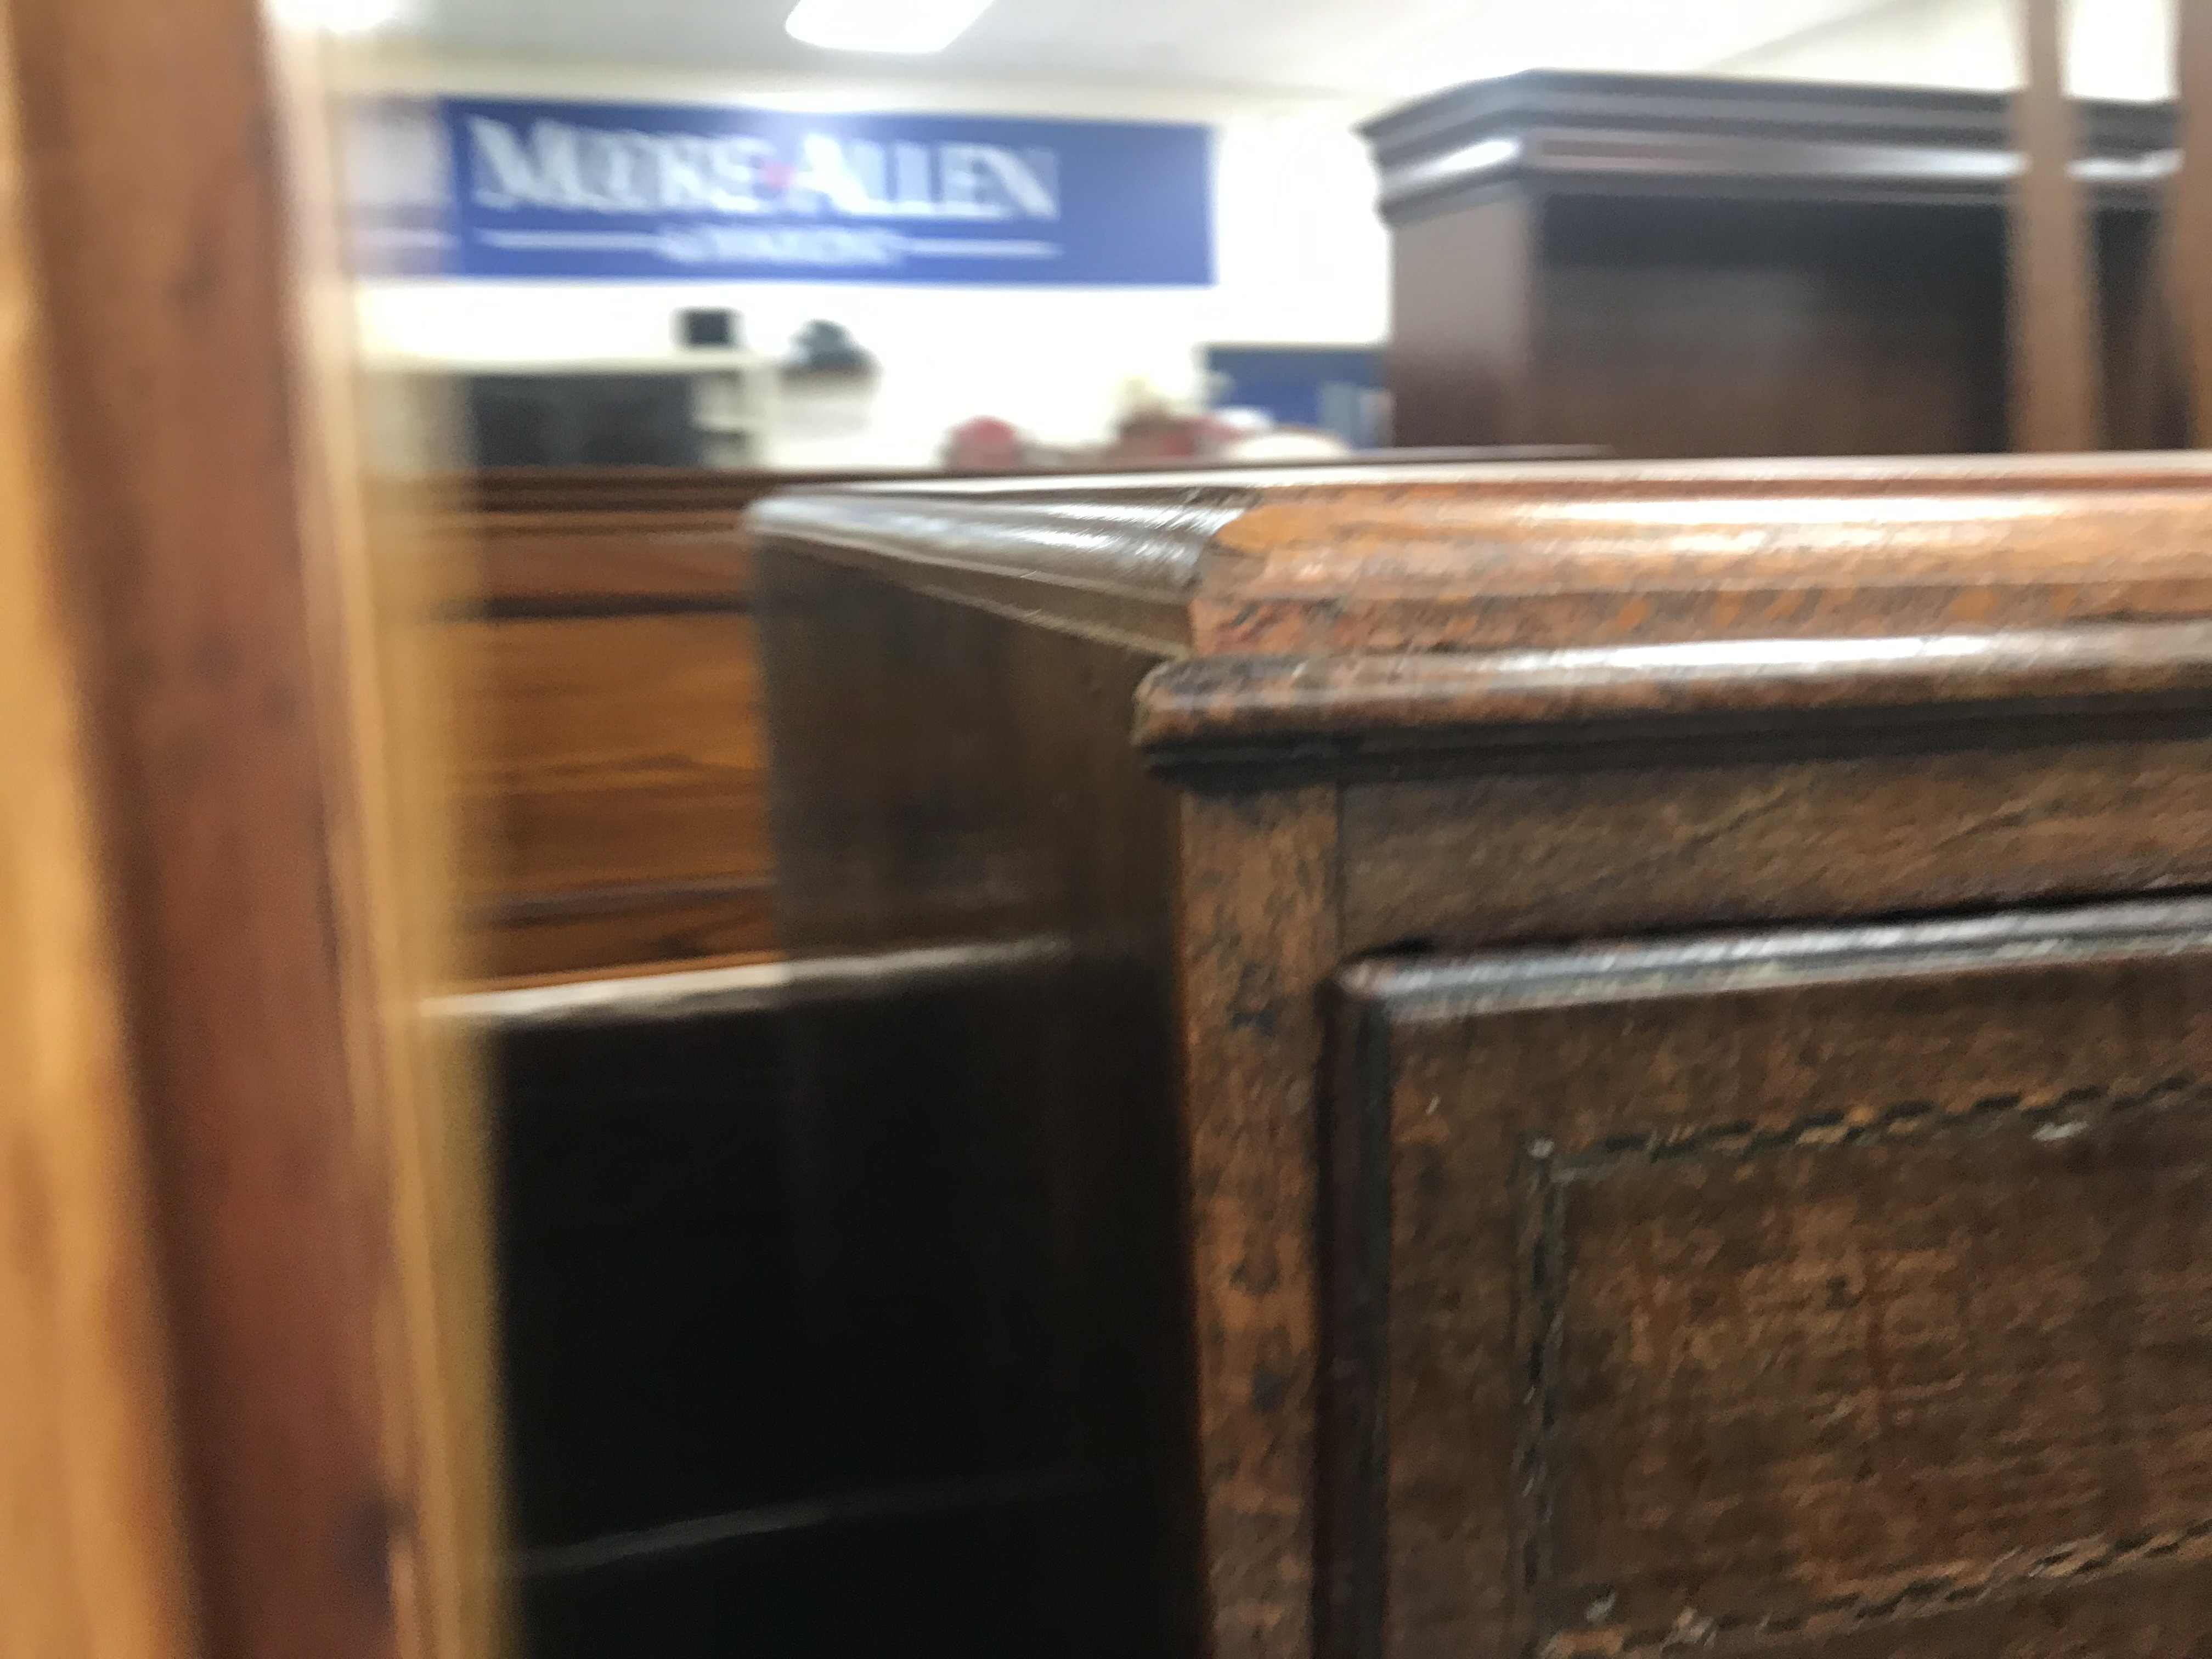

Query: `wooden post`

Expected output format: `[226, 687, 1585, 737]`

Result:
[2009, 0, 2106, 451]
[0, 4, 201, 1651]
[0, 1, 505, 1655]
[2174, 0, 2212, 443]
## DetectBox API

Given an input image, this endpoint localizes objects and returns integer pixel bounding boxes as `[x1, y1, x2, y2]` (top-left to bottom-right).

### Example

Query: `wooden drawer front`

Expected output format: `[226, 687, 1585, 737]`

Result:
[1340, 728, 2212, 955]
[1327, 899, 2212, 1659]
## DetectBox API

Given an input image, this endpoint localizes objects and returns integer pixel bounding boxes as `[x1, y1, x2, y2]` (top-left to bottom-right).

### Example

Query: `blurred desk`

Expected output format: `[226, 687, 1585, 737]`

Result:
[441, 469, 885, 981]
[757, 451, 2212, 1659]
[442, 454, 1588, 981]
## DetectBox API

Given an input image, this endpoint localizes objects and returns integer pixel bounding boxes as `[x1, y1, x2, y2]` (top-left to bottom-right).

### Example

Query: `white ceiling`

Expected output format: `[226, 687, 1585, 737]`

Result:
[410, 0, 1903, 100]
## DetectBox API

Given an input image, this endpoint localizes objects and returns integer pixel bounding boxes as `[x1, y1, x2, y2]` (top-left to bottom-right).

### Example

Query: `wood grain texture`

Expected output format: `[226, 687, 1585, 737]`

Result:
[761, 456, 2212, 1659]
[1135, 622, 2212, 757]
[1545, 1101, 2211, 1646]
[1189, 458, 2212, 654]
[0, 12, 199, 1647]
[453, 613, 769, 901]
[1335, 898, 2212, 1658]
[2010, 0, 2107, 452]
[1339, 728, 2212, 952]
[2, 0, 434, 1654]
[471, 880, 776, 982]
[1176, 788, 1340, 1659]
[444, 510, 768, 978]
[441, 481, 801, 978]
[772, 455, 2212, 663]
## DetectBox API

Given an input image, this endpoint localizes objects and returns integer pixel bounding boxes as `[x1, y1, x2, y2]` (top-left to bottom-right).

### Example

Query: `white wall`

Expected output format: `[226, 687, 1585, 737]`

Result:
[354, 50, 1389, 466]
[1720, 0, 2175, 100]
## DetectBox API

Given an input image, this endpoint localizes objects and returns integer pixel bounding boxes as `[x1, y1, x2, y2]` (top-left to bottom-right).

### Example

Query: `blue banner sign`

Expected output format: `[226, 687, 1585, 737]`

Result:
[438, 97, 1214, 286]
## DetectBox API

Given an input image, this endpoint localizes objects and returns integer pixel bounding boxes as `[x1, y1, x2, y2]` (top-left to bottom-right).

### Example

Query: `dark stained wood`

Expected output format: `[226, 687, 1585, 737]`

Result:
[1362, 71, 2173, 218]
[2175, 0, 2212, 444]
[1336, 728, 2212, 953]
[1136, 620, 2212, 753]
[2010, 0, 2106, 451]
[1387, 197, 1535, 450]
[1335, 899, 2212, 1657]
[756, 453, 2212, 1659]
[1535, 195, 2009, 460]
[757, 548, 1206, 1656]
[449, 948, 1113, 1659]
[1365, 70, 2173, 456]
[1176, 790, 1340, 1659]
[2095, 207, 2188, 450]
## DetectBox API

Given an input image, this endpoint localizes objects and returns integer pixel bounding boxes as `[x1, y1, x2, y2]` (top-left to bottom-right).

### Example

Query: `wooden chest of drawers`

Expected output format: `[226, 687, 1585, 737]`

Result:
[753, 456, 2212, 1659]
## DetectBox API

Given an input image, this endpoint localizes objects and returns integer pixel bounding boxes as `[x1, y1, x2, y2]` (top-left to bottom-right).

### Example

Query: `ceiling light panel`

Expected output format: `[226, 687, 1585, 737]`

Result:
[785, 0, 996, 54]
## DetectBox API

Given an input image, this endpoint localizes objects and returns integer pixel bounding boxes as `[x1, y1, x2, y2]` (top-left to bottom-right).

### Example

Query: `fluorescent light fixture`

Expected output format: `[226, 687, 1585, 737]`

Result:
[785, 0, 994, 54]
[270, 0, 412, 33]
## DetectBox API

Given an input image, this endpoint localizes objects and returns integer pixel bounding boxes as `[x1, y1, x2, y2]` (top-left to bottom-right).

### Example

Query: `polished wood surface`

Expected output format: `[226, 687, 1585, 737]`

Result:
[454, 611, 769, 955]
[757, 454, 2212, 1659]
[766, 453, 2212, 659]
[1364, 71, 2179, 457]
[0, 2, 502, 1656]
[2010, 0, 2105, 450]
[447, 497, 771, 979]
[0, 11, 198, 1648]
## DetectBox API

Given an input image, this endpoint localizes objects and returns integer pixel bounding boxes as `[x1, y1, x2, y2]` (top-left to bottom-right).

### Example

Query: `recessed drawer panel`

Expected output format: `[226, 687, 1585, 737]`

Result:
[1326, 898, 2212, 1659]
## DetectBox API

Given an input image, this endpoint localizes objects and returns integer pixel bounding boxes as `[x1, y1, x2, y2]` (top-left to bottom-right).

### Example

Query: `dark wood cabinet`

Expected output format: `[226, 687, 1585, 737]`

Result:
[1362, 73, 2182, 458]
[753, 456, 2212, 1659]
[1331, 905, 2212, 1659]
